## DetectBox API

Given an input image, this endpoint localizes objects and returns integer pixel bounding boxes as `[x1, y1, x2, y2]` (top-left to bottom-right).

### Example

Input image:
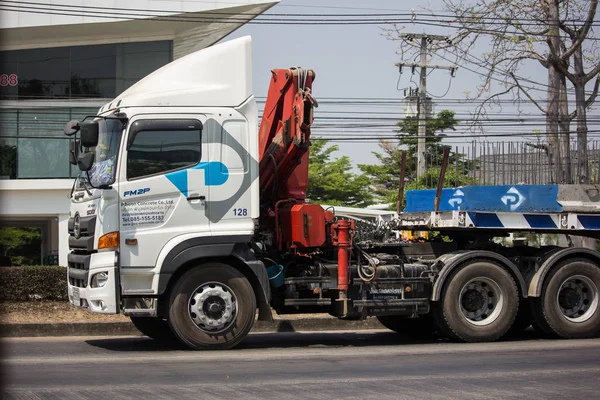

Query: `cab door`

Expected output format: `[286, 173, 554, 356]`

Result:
[118, 116, 210, 270]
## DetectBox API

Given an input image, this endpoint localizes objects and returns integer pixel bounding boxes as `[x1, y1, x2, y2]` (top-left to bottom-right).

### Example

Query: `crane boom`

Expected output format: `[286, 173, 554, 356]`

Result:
[258, 68, 316, 205]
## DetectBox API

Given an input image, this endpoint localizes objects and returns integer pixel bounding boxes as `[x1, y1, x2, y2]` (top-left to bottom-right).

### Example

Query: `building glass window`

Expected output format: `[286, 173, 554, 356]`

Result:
[71, 44, 117, 99]
[116, 41, 172, 94]
[17, 138, 70, 178]
[0, 40, 172, 180]
[0, 107, 99, 179]
[0, 40, 172, 100]
[17, 47, 70, 99]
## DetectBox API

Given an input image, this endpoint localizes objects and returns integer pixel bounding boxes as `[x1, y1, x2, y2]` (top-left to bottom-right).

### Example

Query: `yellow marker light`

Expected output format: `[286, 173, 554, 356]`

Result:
[98, 231, 120, 249]
[405, 286, 412, 292]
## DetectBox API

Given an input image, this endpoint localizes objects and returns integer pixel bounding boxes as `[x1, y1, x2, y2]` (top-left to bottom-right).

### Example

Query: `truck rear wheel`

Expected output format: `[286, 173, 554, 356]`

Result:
[130, 317, 176, 341]
[168, 263, 256, 350]
[377, 315, 435, 338]
[530, 258, 600, 339]
[433, 261, 518, 342]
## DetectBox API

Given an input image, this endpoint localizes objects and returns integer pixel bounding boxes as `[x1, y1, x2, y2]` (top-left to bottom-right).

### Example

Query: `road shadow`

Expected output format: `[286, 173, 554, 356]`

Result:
[85, 327, 543, 352]
[86, 336, 189, 352]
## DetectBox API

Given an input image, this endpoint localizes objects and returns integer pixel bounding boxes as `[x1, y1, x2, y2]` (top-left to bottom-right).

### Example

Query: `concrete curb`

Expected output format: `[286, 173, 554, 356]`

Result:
[0, 318, 385, 338]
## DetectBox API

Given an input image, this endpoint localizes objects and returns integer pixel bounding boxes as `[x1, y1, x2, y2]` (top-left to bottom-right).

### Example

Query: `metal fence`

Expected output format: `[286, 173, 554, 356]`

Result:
[420, 140, 600, 187]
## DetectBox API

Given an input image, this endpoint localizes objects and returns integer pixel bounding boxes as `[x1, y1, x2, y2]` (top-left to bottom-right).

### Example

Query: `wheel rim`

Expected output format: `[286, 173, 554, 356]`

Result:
[458, 277, 504, 326]
[556, 275, 599, 323]
[188, 282, 237, 333]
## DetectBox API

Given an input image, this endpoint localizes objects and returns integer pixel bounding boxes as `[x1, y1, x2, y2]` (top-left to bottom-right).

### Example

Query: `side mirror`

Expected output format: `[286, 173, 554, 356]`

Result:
[64, 120, 81, 136]
[77, 151, 95, 172]
[80, 121, 99, 148]
[69, 139, 80, 165]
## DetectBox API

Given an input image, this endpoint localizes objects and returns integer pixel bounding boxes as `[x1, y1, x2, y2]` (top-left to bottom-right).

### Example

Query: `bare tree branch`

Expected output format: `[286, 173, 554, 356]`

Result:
[559, 20, 576, 37]
[585, 73, 600, 107]
[552, 52, 577, 83]
[585, 62, 600, 83]
[472, 85, 518, 123]
[561, 0, 598, 61]
[510, 72, 548, 113]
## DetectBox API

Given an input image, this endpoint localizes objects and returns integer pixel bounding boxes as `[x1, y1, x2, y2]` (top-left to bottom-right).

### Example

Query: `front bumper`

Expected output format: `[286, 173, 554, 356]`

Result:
[68, 251, 119, 314]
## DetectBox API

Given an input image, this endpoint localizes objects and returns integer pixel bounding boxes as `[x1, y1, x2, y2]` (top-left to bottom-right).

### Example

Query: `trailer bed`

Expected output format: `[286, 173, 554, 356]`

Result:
[400, 184, 600, 235]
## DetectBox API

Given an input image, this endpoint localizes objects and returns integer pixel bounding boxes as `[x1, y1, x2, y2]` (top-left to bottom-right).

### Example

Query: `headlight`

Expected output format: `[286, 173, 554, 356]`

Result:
[91, 271, 109, 288]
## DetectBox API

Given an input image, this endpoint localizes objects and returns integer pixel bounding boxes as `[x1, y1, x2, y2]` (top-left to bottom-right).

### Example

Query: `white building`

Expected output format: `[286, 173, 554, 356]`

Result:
[0, 0, 278, 266]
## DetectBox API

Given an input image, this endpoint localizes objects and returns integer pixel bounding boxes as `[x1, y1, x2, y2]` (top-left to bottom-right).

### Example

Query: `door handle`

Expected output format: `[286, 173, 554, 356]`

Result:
[187, 195, 206, 201]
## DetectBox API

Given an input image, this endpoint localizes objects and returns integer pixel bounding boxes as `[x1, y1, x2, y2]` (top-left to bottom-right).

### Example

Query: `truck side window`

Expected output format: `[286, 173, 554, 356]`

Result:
[127, 127, 201, 180]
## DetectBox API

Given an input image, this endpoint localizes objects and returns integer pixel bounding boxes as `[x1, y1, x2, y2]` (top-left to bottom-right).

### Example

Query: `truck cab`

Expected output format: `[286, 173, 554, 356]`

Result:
[66, 37, 261, 320]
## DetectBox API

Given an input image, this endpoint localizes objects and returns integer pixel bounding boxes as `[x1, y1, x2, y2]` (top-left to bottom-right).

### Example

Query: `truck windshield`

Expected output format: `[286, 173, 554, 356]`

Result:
[79, 118, 123, 188]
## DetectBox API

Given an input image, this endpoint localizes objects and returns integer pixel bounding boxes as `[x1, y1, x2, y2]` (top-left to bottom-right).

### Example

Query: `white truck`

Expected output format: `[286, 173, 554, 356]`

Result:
[64, 36, 600, 349]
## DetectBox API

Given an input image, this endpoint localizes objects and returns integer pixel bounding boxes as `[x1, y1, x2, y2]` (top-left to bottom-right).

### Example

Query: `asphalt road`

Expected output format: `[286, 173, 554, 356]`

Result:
[2, 330, 600, 399]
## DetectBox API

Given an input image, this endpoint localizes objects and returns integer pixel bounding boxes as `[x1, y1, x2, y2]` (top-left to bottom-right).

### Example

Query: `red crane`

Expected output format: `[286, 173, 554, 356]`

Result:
[257, 68, 352, 291]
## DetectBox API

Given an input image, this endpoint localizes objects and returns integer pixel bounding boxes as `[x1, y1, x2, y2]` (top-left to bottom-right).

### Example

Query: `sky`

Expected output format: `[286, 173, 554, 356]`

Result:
[220, 0, 600, 170]
[222, 0, 459, 168]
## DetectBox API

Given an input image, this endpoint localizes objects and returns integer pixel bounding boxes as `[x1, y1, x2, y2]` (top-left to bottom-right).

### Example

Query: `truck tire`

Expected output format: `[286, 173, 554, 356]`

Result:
[433, 260, 518, 342]
[377, 315, 436, 338]
[130, 317, 176, 341]
[168, 263, 256, 350]
[530, 258, 600, 339]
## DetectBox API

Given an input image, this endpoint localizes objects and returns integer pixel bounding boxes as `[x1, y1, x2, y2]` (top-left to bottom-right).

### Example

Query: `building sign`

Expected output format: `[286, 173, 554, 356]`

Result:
[0, 74, 18, 87]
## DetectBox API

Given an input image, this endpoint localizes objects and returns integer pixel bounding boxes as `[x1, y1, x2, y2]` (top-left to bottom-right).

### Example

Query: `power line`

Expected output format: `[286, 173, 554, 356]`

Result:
[311, 129, 600, 140]
[440, 45, 579, 95]
[2, 1, 597, 25]
[2, 1, 600, 27]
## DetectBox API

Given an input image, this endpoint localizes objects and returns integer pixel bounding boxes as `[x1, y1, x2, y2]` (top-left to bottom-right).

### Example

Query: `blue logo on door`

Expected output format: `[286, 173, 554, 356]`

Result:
[165, 162, 229, 197]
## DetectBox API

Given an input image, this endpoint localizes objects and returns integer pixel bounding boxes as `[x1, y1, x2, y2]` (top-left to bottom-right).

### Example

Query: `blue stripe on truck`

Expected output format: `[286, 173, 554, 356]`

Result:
[468, 212, 504, 228]
[524, 214, 557, 229]
[578, 215, 600, 229]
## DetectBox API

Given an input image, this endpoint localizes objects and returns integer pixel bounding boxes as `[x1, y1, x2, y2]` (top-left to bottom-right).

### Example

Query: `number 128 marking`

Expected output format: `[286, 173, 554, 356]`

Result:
[233, 208, 248, 216]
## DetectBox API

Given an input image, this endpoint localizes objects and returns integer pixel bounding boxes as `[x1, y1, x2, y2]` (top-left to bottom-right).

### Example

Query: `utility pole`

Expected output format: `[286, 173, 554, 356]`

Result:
[396, 34, 456, 180]
[417, 37, 428, 179]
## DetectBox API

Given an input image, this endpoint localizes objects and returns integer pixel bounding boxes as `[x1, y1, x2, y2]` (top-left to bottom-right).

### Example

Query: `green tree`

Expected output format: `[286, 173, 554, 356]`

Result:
[308, 139, 374, 207]
[359, 110, 471, 201]
[396, 109, 460, 174]
[0, 227, 41, 266]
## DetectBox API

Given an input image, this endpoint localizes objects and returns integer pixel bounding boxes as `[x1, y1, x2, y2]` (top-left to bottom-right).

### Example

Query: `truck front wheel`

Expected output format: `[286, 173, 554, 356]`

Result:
[168, 263, 256, 350]
[433, 261, 518, 342]
[530, 258, 600, 339]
